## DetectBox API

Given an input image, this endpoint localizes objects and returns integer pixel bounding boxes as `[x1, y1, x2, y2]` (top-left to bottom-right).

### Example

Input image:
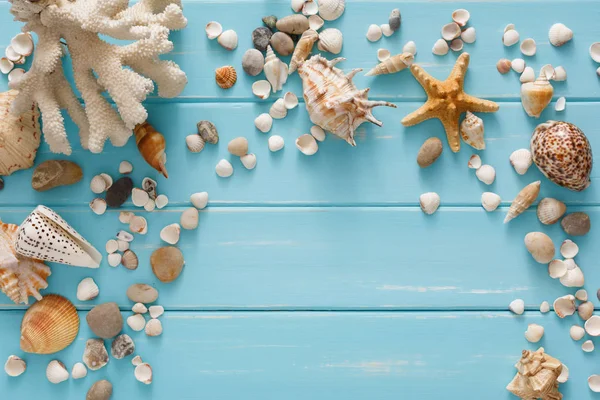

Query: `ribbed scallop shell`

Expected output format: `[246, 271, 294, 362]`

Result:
[215, 66, 237, 89]
[537, 198, 567, 225]
[0, 221, 50, 304]
[319, 0, 345, 21]
[0, 90, 41, 176]
[20, 294, 79, 354]
[317, 28, 343, 55]
[298, 55, 396, 146]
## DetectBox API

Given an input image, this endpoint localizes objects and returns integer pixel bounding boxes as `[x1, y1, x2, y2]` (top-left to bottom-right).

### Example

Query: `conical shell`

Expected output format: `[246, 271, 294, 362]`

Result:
[264, 46, 288, 93]
[460, 112, 485, 150]
[509, 149, 533, 175]
[537, 198, 566, 225]
[0, 90, 41, 176]
[15, 206, 102, 268]
[365, 53, 414, 76]
[215, 66, 237, 89]
[134, 122, 168, 178]
[298, 55, 396, 146]
[505, 181, 541, 223]
[20, 294, 79, 354]
[0, 221, 51, 304]
[520, 76, 554, 118]
[319, 0, 345, 21]
[317, 28, 343, 55]
[289, 29, 318, 74]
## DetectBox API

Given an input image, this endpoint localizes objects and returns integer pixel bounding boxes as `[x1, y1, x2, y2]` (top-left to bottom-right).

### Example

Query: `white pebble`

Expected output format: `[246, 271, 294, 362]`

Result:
[119, 161, 133, 174]
[215, 159, 234, 178]
[539, 301, 550, 313]
[107, 253, 122, 267]
[149, 305, 164, 319]
[570, 325, 585, 341]
[366, 24, 382, 42]
[268, 135, 285, 152]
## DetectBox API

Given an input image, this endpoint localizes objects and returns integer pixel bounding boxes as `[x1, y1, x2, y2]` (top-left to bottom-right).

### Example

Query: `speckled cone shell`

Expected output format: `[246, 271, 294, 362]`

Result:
[134, 122, 169, 178]
[20, 294, 80, 354]
[504, 181, 541, 224]
[15, 205, 102, 268]
[298, 55, 396, 146]
[0, 221, 51, 304]
[506, 348, 563, 400]
[365, 53, 414, 76]
[0, 90, 40, 176]
[531, 121, 593, 191]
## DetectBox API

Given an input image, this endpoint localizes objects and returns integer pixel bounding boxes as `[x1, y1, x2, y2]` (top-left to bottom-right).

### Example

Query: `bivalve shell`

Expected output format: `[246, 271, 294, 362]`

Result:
[131, 188, 149, 207]
[217, 30, 238, 51]
[461, 27, 476, 44]
[557, 364, 569, 384]
[402, 41, 417, 55]
[560, 263, 585, 287]
[441, 23, 461, 41]
[255, 113, 273, 133]
[71, 362, 87, 379]
[127, 314, 146, 332]
[591, 43, 600, 62]
[160, 223, 181, 245]
[476, 165, 496, 185]
[540, 301, 550, 313]
[252, 80, 272, 100]
[121, 250, 139, 270]
[579, 301, 594, 321]
[419, 192, 440, 215]
[553, 294, 576, 318]
[576, 289, 588, 302]
[503, 29, 520, 47]
[155, 194, 169, 209]
[560, 239, 579, 258]
[452, 9, 470, 27]
[549, 23, 573, 47]
[268, 135, 285, 152]
[432, 39, 449, 56]
[46, 360, 69, 384]
[589, 375, 600, 392]
[191, 192, 209, 209]
[570, 325, 585, 341]
[449, 39, 463, 52]
[295, 134, 319, 156]
[318, 28, 343, 54]
[241, 153, 257, 170]
[205, 21, 223, 40]
[132, 303, 148, 314]
[520, 38, 536, 56]
[509, 299, 525, 315]
[525, 324, 544, 343]
[366, 24, 382, 42]
[77, 278, 99, 301]
[149, 305, 165, 319]
[180, 208, 199, 230]
[481, 192, 501, 212]
[90, 198, 107, 216]
[468, 154, 482, 169]
[548, 260, 567, 279]
[134, 363, 153, 384]
[554, 66, 567, 81]
[270, 98, 288, 119]
[228, 137, 249, 157]
[582, 340, 595, 352]
[284, 92, 299, 109]
[129, 216, 148, 235]
[145, 319, 163, 337]
[520, 67, 535, 83]
[119, 161, 133, 174]
[319, 0, 345, 21]
[497, 59, 511, 74]
[585, 315, 600, 336]
[555, 97, 566, 112]
[215, 66, 237, 89]
[309, 15, 324, 31]
[509, 149, 532, 175]
[511, 59, 525, 73]
[381, 24, 393, 37]
[216, 159, 234, 178]
[524, 231, 555, 264]
[185, 135, 205, 153]
[310, 125, 326, 142]
[4, 355, 26, 377]
[0, 57, 14, 74]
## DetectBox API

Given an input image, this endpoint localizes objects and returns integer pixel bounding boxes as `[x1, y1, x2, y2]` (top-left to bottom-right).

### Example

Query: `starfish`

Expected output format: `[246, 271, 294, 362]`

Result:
[401, 53, 499, 152]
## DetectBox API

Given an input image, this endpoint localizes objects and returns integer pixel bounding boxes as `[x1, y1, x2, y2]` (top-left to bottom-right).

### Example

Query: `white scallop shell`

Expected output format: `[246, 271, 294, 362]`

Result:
[318, 0, 345, 21]
[71, 363, 87, 379]
[205, 21, 223, 40]
[295, 134, 319, 156]
[217, 29, 238, 51]
[468, 154, 482, 169]
[509, 299, 524, 314]
[540, 64, 555, 80]
[155, 194, 169, 209]
[419, 192, 440, 215]
[215, 159, 234, 178]
[583, 340, 595, 353]
[254, 113, 273, 133]
[5, 355, 26, 377]
[441, 23, 461, 41]
[77, 277, 99, 301]
[502, 29, 520, 46]
[481, 192, 501, 212]
[520, 38, 536, 56]
[476, 165, 496, 185]
[452, 9, 470, 27]
[576, 289, 588, 301]
[548, 23, 573, 47]
[509, 149, 532, 175]
[539, 301, 550, 313]
[107, 238, 119, 253]
[589, 375, 600, 391]
[134, 363, 153, 385]
[302, 0, 319, 15]
[559, 265, 584, 287]
[560, 239, 579, 258]
[317, 28, 343, 54]
[185, 134, 205, 153]
[252, 80, 272, 100]
[366, 24, 382, 42]
[129, 216, 148, 235]
[461, 27, 476, 44]
[291, 0, 306, 12]
[119, 161, 133, 174]
[5, 46, 21, 62]
[432, 39, 449, 56]
[132, 188, 150, 207]
[89, 198, 107, 215]
[191, 192, 208, 209]
[268, 135, 285, 152]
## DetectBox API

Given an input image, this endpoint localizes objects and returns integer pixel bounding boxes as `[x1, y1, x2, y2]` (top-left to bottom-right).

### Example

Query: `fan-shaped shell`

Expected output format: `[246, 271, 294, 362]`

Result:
[319, 0, 345, 21]
[0, 221, 51, 304]
[537, 198, 566, 225]
[0, 90, 41, 176]
[215, 66, 237, 89]
[20, 294, 79, 354]
[317, 28, 343, 55]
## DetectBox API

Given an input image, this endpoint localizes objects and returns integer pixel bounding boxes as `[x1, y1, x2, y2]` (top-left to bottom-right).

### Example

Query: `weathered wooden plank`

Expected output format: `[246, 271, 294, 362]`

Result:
[0, 310, 595, 399]
[0, 206, 594, 309]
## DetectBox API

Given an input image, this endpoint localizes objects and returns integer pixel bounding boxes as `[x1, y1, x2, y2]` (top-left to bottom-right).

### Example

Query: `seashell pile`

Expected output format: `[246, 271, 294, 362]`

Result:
[1, 33, 33, 76]
[432, 9, 475, 56]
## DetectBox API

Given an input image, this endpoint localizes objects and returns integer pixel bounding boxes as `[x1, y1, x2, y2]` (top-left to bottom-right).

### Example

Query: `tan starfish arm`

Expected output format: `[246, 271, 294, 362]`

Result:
[449, 53, 470, 86]
[409, 64, 440, 96]
[401, 100, 437, 126]
[461, 94, 500, 113]
[440, 111, 462, 153]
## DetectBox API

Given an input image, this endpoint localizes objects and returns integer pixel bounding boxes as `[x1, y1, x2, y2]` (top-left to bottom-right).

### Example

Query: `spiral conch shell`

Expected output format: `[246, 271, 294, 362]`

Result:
[0, 90, 40, 176]
[506, 347, 563, 400]
[0, 221, 50, 304]
[134, 122, 168, 178]
[460, 111, 485, 150]
[298, 55, 396, 146]
[264, 46, 288, 93]
[521, 75, 554, 118]
[365, 53, 414, 76]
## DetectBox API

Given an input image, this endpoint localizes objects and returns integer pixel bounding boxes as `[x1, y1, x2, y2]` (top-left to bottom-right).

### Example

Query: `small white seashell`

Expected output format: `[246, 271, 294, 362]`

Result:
[548, 23, 573, 47]
[564, 259, 577, 270]
[295, 134, 319, 156]
[570, 325, 585, 341]
[7, 68, 25, 83]
[135, 363, 153, 385]
[145, 319, 163, 337]
[377, 48, 391, 62]
[557, 364, 569, 383]
[90, 175, 108, 194]
[132, 356, 143, 366]
[555, 97, 566, 112]
[191, 192, 209, 209]
[520, 38, 536, 56]
[318, 28, 343, 54]
[5, 45, 21, 62]
[576, 289, 588, 302]
[449, 39, 463, 52]
[217, 29, 238, 51]
[525, 323, 544, 343]
[270, 98, 288, 119]
[519, 67, 535, 83]
[597, 66, 600, 76]
[90, 198, 107, 215]
[366, 24, 382, 42]
[502, 29, 520, 47]
[155, 194, 169, 209]
[77, 277, 99, 301]
[539, 65, 556, 81]
[268, 135, 285, 152]
[117, 230, 134, 242]
[310, 125, 326, 142]
[585, 315, 600, 336]
[264, 46, 288, 93]
[181, 208, 199, 230]
[402, 41, 417, 56]
[284, 92, 299, 109]
[127, 314, 146, 332]
[509, 149, 532, 175]
[252, 80, 272, 100]
[553, 294, 576, 318]
[554, 66, 567, 81]
[149, 305, 165, 319]
[205, 21, 223, 40]
[241, 153, 257, 170]
[476, 165, 496, 185]
[160, 223, 181, 245]
[132, 303, 148, 314]
[539, 301, 550, 313]
[144, 200, 156, 212]
[509, 299, 525, 315]
[119, 161, 133, 174]
[590, 375, 600, 392]
[118, 240, 129, 252]
[589, 43, 600, 63]
[481, 192, 501, 212]
[216, 159, 234, 178]
[5, 355, 26, 377]
[419, 192, 440, 215]
[441, 23, 461, 41]
[302, 0, 319, 16]
[468, 154, 482, 169]
[0, 57, 14, 74]
[132, 188, 150, 207]
[511, 58, 525, 73]
[432, 39, 449, 56]
[129, 216, 148, 235]
[255, 113, 273, 133]
[309, 15, 325, 31]
[291, 0, 307, 12]
[561, 239, 579, 258]
[582, 340, 595, 353]
[100, 173, 113, 190]
[560, 264, 585, 288]
[461, 27, 476, 44]
[380, 24, 393, 37]
[452, 9, 470, 27]
[119, 211, 134, 224]
[46, 360, 69, 384]
[318, 0, 345, 21]
[71, 363, 87, 380]
[185, 135, 205, 153]
[504, 24, 516, 33]
[548, 260, 567, 279]
[108, 253, 122, 267]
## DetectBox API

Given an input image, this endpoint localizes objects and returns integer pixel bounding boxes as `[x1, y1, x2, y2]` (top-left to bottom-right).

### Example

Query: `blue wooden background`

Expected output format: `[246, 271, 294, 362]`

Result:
[1, 0, 599, 398]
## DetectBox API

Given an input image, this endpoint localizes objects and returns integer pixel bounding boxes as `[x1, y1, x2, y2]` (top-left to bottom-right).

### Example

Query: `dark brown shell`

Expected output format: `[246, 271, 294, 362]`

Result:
[531, 121, 592, 191]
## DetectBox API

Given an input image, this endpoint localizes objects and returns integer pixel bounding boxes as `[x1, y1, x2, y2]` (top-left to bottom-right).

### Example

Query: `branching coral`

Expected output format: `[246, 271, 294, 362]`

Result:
[8, 0, 188, 155]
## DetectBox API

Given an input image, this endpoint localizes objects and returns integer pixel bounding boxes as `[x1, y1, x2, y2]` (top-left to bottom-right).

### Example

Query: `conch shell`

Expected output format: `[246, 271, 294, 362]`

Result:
[298, 55, 397, 146]
[289, 30, 318, 74]
[0, 221, 50, 304]
[504, 181, 541, 224]
[0, 90, 40, 176]
[20, 294, 80, 354]
[134, 121, 168, 178]
[365, 53, 414, 76]
[521, 75, 554, 118]
[460, 111, 485, 150]
[506, 347, 563, 400]
[264, 46, 288, 93]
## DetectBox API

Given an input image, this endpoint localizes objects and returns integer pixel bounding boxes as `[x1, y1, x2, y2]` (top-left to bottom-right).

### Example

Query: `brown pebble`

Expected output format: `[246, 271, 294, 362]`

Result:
[270, 32, 295, 56]
[86, 380, 113, 400]
[578, 301, 594, 321]
[227, 137, 249, 157]
[417, 137, 443, 168]
[86, 303, 123, 339]
[106, 177, 133, 208]
[83, 338, 109, 371]
[276, 14, 310, 35]
[151, 246, 185, 283]
[561, 212, 591, 236]
[126, 283, 159, 303]
[31, 160, 83, 192]
[496, 59, 511, 74]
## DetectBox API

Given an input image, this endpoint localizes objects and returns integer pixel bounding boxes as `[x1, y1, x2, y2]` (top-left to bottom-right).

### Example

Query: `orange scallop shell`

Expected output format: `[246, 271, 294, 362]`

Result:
[20, 294, 79, 354]
[215, 66, 237, 89]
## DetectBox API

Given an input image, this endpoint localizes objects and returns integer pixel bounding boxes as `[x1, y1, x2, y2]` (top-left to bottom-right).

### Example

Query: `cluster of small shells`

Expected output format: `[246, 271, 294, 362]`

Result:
[105, 228, 138, 269]
[1, 32, 33, 82]
[364, 8, 401, 43]
[432, 9, 476, 56]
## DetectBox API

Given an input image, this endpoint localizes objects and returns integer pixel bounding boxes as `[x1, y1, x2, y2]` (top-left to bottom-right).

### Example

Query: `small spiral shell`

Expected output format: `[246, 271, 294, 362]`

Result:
[134, 122, 168, 178]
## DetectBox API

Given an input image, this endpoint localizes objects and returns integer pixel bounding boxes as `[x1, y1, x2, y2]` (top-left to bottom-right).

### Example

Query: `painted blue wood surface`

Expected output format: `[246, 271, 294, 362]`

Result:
[0, 0, 599, 399]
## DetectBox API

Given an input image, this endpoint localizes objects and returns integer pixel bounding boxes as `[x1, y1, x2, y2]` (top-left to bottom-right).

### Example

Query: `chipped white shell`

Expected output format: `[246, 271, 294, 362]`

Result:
[576, 289, 588, 302]
[377, 48, 391, 62]
[191, 192, 209, 209]
[127, 314, 146, 331]
[524, 323, 544, 343]
[268, 135, 285, 152]
[284, 92, 299, 109]
[520, 38, 536, 56]
[503, 29, 520, 47]
[255, 113, 273, 133]
[217, 29, 238, 51]
[318, 0, 345, 21]
[476, 165, 496, 185]
[77, 277, 99, 301]
[585, 315, 600, 336]
[509, 149, 532, 175]
[270, 98, 288, 119]
[582, 340, 595, 352]
[468, 154, 482, 169]
[452, 9, 470, 27]
[591, 43, 600, 62]
[554, 66, 567, 81]
[555, 97, 566, 112]
[557, 364, 569, 383]
[449, 39, 463, 52]
[185, 135, 205, 153]
[149, 305, 165, 319]
[302, 0, 319, 15]
[295, 134, 319, 156]
[309, 15, 325, 31]
[0, 57, 14, 74]
[155, 194, 169, 209]
[132, 188, 150, 207]
[570, 325, 585, 341]
[553, 294, 576, 318]
[539, 301, 550, 313]
[180, 208, 199, 230]
[560, 239, 579, 258]
[145, 319, 163, 337]
[5, 355, 26, 377]
[402, 41, 417, 55]
[129, 216, 148, 235]
[519, 67, 535, 83]
[291, 0, 307, 12]
[160, 223, 181, 245]
[548, 260, 567, 279]
[589, 375, 600, 391]
[548, 23, 573, 47]
[380, 24, 393, 37]
[216, 159, 234, 178]
[135, 363, 153, 385]
[419, 192, 440, 215]
[119, 161, 133, 174]
[318, 28, 343, 54]
[366, 24, 382, 42]
[205, 21, 223, 40]
[241, 153, 257, 170]
[46, 360, 69, 384]
[432, 39, 449, 56]
[132, 356, 143, 366]
[90, 175, 108, 194]
[132, 303, 148, 314]
[509, 299, 525, 315]
[441, 23, 461, 41]
[559, 265, 585, 288]
[310, 125, 326, 142]
[71, 362, 87, 380]
[107, 253, 122, 267]
[481, 192, 501, 212]
[461, 27, 476, 44]
[511, 59, 525, 73]
[119, 211, 134, 224]
[117, 230, 134, 242]
[90, 198, 107, 216]
[539, 64, 555, 81]
[252, 80, 272, 100]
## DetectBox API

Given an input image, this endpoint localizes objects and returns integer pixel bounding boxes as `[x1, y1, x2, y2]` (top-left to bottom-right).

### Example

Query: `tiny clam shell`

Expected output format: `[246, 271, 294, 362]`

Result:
[155, 194, 169, 209]
[377, 48, 391, 62]
[71, 362, 87, 379]
[539, 301, 550, 313]
[524, 323, 544, 343]
[548, 23, 573, 47]
[461, 27, 476, 44]
[77, 277, 99, 301]
[8, 68, 25, 83]
[475, 165, 496, 185]
[191, 192, 209, 209]
[432, 39, 449, 56]
[130, 215, 149, 235]
[132, 356, 143, 366]
[570, 325, 585, 341]
[46, 360, 69, 384]
[216, 159, 234, 178]
[502, 29, 520, 47]
[582, 340, 595, 352]
[309, 15, 324, 31]
[255, 113, 273, 133]
[145, 319, 163, 337]
[402, 41, 417, 56]
[555, 97, 566, 112]
[180, 208, 199, 230]
[509, 299, 525, 315]
[134, 363, 153, 384]
[560, 239, 579, 258]
[241, 153, 257, 170]
[217, 29, 238, 51]
[419, 192, 440, 215]
[90, 175, 108, 194]
[497, 59, 511, 74]
[5, 355, 26, 377]
[284, 92, 299, 109]
[537, 198, 566, 225]
[553, 294, 576, 318]
[585, 315, 600, 336]
[366, 24, 382, 42]
[548, 260, 567, 279]
[481, 192, 501, 212]
[185, 134, 205, 153]
[540, 64, 555, 80]
[160, 223, 181, 245]
[449, 39, 463, 52]
[205, 21, 223, 40]
[560, 262, 585, 287]
[511, 58, 525, 73]
[252, 80, 272, 100]
[524, 232, 555, 264]
[381, 24, 393, 37]
[554, 66, 567, 81]
[119, 212, 134, 224]
[590, 375, 600, 392]
[310, 125, 326, 142]
[520, 67, 535, 83]
[119, 161, 133, 174]
[107, 253, 122, 267]
[90, 198, 107, 215]
[441, 23, 461, 41]
[576, 289, 588, 301]
[215, 66, 237, 89]
[295, 134, 319, 156]
[131, 188, 149, 207]
[579, 301, 594, 321]
[520, 38, 536, 56]
[0, 57, 14, 74]
[452, 9, 470, 27]
[468, 155, 482, 169]
[509, 149, 532, 175]
[268, 135, 285, 152]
